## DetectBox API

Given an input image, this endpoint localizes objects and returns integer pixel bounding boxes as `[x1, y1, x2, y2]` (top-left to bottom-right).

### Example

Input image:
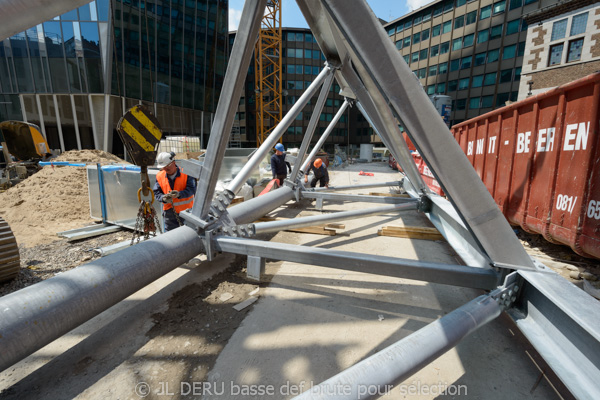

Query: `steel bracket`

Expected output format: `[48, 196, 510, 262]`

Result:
[220, 223, 256, 238]
[489, 271, 522, 310]
[203, 229, 216, 261]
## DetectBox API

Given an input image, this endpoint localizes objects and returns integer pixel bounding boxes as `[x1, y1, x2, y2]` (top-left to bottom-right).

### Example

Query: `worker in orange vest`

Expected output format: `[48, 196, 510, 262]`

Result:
[153, 152, 196, 231]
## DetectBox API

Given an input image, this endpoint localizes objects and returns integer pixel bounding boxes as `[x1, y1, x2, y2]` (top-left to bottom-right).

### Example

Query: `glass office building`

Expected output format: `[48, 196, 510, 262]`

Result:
[0, 0, 228, 157]
[384, 0, 558, 125]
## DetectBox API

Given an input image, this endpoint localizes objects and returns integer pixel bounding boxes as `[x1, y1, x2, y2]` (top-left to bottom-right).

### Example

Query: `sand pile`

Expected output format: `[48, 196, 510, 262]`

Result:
[0, 150, 126, 248]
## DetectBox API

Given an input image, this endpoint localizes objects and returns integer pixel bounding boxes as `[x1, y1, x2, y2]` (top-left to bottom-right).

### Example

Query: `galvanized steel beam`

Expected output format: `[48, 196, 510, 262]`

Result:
[294, 292, 503, 399]
[253, 203, 418, 234]
[0, 227, 203, 373]
[213, 237, 499, 290]
[192, 0, 268, 218]
[301, 191, 418, 205]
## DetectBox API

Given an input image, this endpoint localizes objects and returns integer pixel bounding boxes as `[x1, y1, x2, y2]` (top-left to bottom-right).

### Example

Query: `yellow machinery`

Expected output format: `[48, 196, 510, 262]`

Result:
[254, 0, 283, 146]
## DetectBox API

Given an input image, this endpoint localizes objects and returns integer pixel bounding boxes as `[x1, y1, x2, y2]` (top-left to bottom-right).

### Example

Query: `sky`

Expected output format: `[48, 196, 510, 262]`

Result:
[228, 0, 437, 31]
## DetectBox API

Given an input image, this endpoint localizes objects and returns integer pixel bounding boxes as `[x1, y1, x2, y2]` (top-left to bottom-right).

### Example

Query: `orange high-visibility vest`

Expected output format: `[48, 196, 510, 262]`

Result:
[156, 170, 194, 213]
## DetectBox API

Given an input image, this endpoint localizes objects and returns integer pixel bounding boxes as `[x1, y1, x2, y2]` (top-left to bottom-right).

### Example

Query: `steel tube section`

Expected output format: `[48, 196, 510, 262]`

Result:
[227, 66, 334, 195]
[253, 203, 417, 234]
[339, 62, 426, 193]
[294, 294, 502, 400]
[301, 99, 350, 172]
[321, 0, 534, 269]
[507, 270, 600, 399]
[192, 0, 268, 218]
[0, 227, 203, 373]
[290, 72, 336, 182]
[228, 186, 295, 225]
[301, 191, 417, 204]
[213, 237, 499, 290]
[311, 181, 403, 192]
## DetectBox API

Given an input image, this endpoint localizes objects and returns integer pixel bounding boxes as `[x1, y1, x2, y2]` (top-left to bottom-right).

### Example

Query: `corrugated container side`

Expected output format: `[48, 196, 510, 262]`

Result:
[451, 73, 600, 259]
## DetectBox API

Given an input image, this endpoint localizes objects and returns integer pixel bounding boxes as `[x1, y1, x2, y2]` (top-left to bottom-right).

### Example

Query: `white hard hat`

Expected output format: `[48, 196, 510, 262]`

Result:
[156, 152, 175, 168]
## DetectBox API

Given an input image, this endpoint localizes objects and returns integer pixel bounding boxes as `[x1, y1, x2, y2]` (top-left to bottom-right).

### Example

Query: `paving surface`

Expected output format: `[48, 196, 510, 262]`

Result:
[0, 162, 558, 399]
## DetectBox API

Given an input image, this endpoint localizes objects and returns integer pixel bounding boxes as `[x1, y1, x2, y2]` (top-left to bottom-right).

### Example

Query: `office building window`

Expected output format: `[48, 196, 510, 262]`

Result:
[412, 52, 419, 63]
[509, 0, 522, 10]
[450, 59, 460, 71]
[515, 67, 521, 80]
[431, 44, 439, 57]
[423, 12, 431, 22]
[434, 5, 443, 17]
[413, 33, 421, 44]
[459, 77, 470, 90]
[510, 91, 518, 101]
[440, 41, 450, 54]
[456, 0, 467, 6]
[456, 98, 466, 110]
[496, 92, 509, 106]
[478, 29, 489, 43]
[432, 24, 441, 37]
[481, 95, 494, 108]
[490, 25, 503, 40]
[404, 36, 411, 47]
[567, 38, 584, 62]
[506, 19, 520, 35]
[442, 21, 452, 34]
[403, 55, 410, 63]
[472, 74, 484, 87]
[518, 41, 525, 57]
[388, 27, 396, 36]
[438, 62, 448, 74]
[305, 49, 313, 58]
[487, 49, 499, 62]
[571, 13, 588, 36]
[418, 68, 427, 78]
[461, 56, 472, 69]
[420, 48, 428, 59]
[493, 0, 506, 15]
[466, 10, 477, 25]
[480, 5, 492, 20]
[502, 44, 516, 59]
[524, 0, 537, 4]
[444, 2, 453, 12]
[405, 21, 412, 30]
[475, 52, 486, 66]
[484, 72, 496, 85]
[396, 24, 404, 34]
[437, 82, 446, 93]
[414, 15, 422, 25]
[396, 40, 403, 50]
[448, 80, 458, 92]
[422, 29, 430, 41]
[429, 64, 438, 76]
[455, 16, 465, 29]
[463, 33, 474, 47]
[500, 69, 512, 83]
[551, 19, 567, 41]
[427, 85, 436, 95]
[453, 38, 462, 51]
[469, 97, 480, 109]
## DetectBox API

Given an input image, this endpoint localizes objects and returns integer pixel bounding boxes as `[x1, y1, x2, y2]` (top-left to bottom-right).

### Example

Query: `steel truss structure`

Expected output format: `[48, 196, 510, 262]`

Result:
[0, 1, 599, 399]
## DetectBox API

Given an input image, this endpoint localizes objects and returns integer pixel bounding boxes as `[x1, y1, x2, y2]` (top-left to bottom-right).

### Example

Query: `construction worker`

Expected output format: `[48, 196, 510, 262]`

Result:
[271, 143, 291, 187]
[153, 152, 196, 232]
[304, 158, 329, 188]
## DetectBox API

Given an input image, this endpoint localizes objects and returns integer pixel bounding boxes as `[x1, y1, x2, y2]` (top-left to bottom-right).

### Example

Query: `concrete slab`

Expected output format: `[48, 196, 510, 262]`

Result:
[203, 163, 556, 399]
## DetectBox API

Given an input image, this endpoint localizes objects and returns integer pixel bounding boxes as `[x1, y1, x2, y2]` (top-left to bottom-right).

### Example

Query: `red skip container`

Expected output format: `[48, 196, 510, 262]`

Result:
[451, 73, 600, 259]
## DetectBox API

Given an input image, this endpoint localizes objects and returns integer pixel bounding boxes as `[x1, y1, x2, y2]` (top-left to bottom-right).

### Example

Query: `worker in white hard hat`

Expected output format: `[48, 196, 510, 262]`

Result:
[270, 142, 291, 187]
[153, 152, 196, 231]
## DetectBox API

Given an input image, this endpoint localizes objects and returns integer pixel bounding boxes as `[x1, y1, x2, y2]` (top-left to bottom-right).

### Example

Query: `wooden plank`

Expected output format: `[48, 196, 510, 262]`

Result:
[229, 196, 245, 206]
[368, 192, 411, 198]
[289, 227, 336, 236]
[378, 225, 444, 241]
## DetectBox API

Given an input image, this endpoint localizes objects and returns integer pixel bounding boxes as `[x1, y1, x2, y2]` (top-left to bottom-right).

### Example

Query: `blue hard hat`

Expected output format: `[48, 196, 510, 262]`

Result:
[275, 143, 285, 152]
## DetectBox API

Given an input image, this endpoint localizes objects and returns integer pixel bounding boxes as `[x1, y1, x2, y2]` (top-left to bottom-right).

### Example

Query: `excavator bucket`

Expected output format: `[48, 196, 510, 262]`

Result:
[0, 121, 50, 161]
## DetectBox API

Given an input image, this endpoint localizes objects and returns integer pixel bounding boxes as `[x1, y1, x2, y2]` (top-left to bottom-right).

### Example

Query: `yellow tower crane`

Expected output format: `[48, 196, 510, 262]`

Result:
[254, 0, 283, 146]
